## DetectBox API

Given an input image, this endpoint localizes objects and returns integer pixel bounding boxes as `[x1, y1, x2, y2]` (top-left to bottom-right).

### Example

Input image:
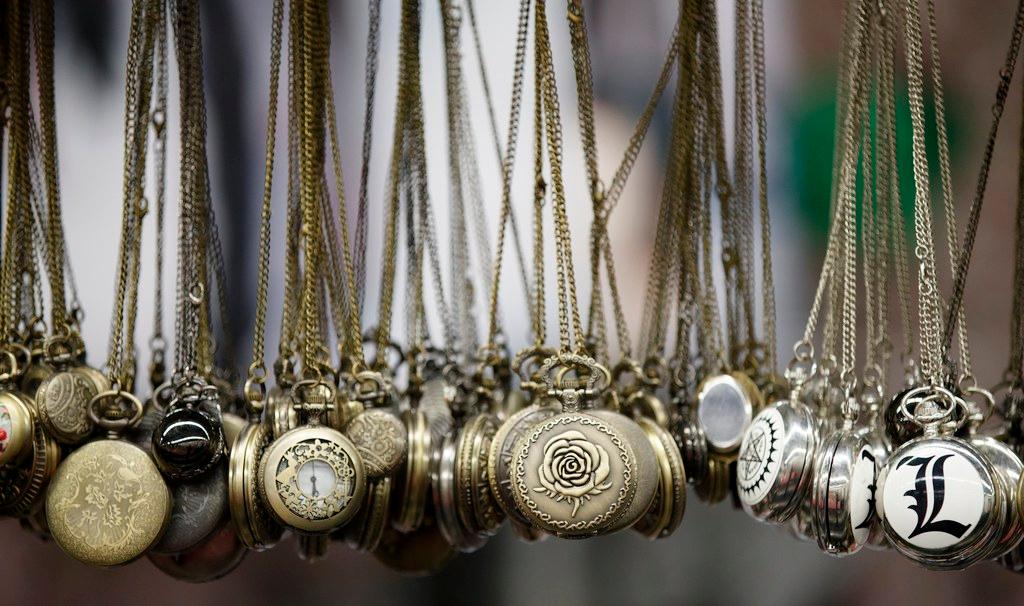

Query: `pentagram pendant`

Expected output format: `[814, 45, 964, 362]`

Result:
[810, 427, 876, 555]
[258, 424, 366, 533]
[46, 439, 171, 566]
[736, 399, 817, 523]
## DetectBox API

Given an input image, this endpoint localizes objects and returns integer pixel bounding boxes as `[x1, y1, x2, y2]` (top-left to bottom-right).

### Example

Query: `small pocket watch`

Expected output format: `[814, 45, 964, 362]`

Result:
[34, 337, 108, 445]
[696, 372, 763, 456]
[46, 389, 171, 566]
[877, 387, 1006, 570]
[151, 377, 226, 481]
[961, 388, 1024, 561]
[148, 520, 247, 583]
[343, 476, 392, 552]
[487, 398, 558, 537]
[736, 360, 818, 523]
[257, 380, 366, 534]
[151, 461, 229, 555]
[0, 388, 35, 468]
[431, 427, 487, 552]
[342, 369, 407, 479]
[810, 390, 877, 556]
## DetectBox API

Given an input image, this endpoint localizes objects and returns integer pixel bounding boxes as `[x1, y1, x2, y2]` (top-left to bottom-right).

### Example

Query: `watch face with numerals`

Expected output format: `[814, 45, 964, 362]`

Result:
[879, 437, 1002, 570]
[259, 425, 366, 533]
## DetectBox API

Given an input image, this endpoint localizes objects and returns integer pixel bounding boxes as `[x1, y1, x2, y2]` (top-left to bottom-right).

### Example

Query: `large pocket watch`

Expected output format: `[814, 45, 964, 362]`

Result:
[257, 380, 366, 534]
[876, 387, 1006, 570]
[510, 353, 657, 538]
[46, 389, 171, 566]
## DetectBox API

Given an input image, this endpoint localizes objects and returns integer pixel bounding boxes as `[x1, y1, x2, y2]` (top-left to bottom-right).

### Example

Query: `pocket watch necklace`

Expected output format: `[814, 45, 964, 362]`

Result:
[506, 0, 657, 539]
[562, 0, 686, 539]
[148, 0, 227, 484]
[256, 0, 366, 541]
[45, 0, 173, 566]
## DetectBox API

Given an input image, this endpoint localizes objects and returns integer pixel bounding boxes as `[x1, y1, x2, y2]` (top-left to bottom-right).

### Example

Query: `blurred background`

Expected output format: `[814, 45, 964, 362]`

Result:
[4, 0, 1024, 604]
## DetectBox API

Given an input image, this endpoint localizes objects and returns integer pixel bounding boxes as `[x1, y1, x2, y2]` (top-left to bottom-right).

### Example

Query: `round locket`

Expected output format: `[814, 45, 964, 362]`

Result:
[696, 372, 763, 456]
[737, 398, 818, 523]
[876, 389, 1005, 570]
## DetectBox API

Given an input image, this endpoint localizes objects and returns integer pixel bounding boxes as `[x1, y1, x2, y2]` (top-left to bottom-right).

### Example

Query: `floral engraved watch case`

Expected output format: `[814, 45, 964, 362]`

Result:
[511, 353, 656, 538]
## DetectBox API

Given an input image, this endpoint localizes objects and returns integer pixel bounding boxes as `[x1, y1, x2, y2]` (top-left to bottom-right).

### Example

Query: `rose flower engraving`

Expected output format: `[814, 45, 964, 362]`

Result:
[533, 430, 613, 517]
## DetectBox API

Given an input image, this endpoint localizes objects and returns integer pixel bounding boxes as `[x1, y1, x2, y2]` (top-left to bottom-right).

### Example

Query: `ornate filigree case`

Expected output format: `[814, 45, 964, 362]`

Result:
[257, 380, 366, 535]
[33, 337, 109, 446]
[877, 388, 1005, 570]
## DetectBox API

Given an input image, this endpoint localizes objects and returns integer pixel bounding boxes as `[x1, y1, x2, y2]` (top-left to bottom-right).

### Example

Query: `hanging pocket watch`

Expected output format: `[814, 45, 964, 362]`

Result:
[392, 372, 453, 533]
[696, 371, 763, 457]
[257, 380, 366, 534]
[736, 359, 818, 523]
[488, 397, 558, 541]
[0, 409, 60, 517]
[961, 387, 1024, 561]
[0, 383, 35, 468]
[228, 420, 282, 551]
[343, 369, 407, 479]
[632, 416, 686, 539]
[877, 387, 1006, 570]
[373, 501, 458, 575]
[343, 475, 392, 552]
[810, 391, 877, 556]
[151, 461, 229, 555]
[431, 426, 487, 552]
[152, 378, 226, 481]
[511, 353, 657, 538]
[148, 520, 247, 583]
[34, 337, 108, 445]
[46, 389, 171, 566]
